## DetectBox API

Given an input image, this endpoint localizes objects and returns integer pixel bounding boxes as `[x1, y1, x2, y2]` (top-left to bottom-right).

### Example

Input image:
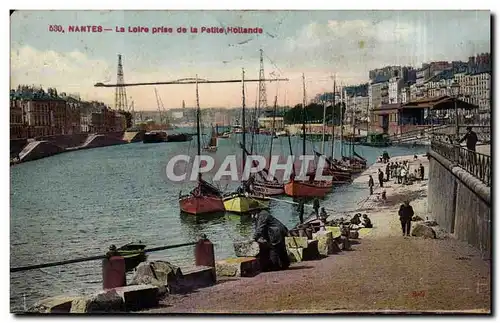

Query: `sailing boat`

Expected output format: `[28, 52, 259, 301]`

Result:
[340, 87, 367, 174]
[312, 77, 352, 184]
[179, 77, 225, 215]
[284, 74, 333, 198]
[223, 69, 270, 214]
[203, 124, 218, 152]
[249, 95, 285, 196]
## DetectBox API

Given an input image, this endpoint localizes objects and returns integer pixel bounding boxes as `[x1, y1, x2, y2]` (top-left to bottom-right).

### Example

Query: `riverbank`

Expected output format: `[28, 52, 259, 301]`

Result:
[143, 154, 491, 313]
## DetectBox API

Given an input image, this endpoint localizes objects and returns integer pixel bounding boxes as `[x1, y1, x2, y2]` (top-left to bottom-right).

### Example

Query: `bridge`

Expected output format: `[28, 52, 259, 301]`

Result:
[427, 139, 491, 258]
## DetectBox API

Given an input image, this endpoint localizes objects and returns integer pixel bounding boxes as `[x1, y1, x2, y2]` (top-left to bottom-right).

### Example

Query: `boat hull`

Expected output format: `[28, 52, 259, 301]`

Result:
[251, 181, 285, 196]
[284, 180, 332, 197]
[223, 193, 270, 214]
[179, 195, 225, 215]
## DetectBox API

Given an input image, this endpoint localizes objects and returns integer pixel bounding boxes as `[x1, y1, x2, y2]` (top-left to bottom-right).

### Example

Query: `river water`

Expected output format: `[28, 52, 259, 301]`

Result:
[10, 132, 428, 311]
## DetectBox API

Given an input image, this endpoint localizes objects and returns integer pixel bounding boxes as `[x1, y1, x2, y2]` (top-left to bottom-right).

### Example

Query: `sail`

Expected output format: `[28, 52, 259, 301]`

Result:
[239, 142, 279, 182]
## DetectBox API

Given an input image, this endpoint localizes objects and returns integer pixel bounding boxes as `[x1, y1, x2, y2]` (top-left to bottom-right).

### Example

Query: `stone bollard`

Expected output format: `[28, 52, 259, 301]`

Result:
[194, 235, 216, 281]
[102, 256, 126, 290]
[195, 235, 215, 267]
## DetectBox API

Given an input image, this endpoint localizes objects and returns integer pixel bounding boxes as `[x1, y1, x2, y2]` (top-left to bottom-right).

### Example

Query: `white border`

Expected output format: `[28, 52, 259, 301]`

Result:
[3, 1, 497, 322]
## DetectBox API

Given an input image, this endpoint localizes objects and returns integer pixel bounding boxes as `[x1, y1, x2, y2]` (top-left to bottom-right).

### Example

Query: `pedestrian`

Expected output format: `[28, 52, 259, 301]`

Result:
[419, 163, 424, 180]
[252, 210, 290, 271]
[459, 126, 478, 152]
[385, 163, 390, 181]
[397, 165, 402, 184]
[298, 199, 305, 224]
[378, 169, 384, 188]
[401, 165, 407, 185]
[313, 198, 320, 217]
[368, 174, 374, 195]
[398, 200, 414, 237]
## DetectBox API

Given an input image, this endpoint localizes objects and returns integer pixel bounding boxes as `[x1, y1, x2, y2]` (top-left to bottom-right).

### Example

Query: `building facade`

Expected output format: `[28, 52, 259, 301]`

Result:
[388, 76, 405, 104]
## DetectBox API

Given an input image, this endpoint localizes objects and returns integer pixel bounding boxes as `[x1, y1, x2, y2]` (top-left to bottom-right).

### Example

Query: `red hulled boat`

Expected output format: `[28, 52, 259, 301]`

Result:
[178, 77, 225, 215]
[179, 177, 225, 215]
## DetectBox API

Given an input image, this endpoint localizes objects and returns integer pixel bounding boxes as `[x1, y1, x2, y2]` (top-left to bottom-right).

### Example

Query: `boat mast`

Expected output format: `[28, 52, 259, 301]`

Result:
[331, 75, 336, 159]
[154, 88, 162, 126]
[321, 98, 327, 155]
[340, 83, 344, 157]
[268, 95, 278, 166]
[195, 76, 202, 175]
[302, 73, 306, 158]
[241, 68, 247, 172]
[351, 89, 355, 158]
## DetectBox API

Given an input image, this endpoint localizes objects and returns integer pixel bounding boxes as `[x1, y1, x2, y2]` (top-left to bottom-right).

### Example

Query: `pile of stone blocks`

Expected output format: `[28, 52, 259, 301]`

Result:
[214, 240, 262, 278]
[285, 236, 320, 262]
[28, 284, 160, 313]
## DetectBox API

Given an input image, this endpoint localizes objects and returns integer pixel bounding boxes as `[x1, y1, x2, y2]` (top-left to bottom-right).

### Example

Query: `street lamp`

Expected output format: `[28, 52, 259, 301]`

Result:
[450, 81, 461, 143]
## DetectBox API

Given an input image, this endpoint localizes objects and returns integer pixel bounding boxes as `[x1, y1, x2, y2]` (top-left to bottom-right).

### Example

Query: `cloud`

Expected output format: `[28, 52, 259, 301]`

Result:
[11, 46, 114, 103]
[283, 16, 489, 80]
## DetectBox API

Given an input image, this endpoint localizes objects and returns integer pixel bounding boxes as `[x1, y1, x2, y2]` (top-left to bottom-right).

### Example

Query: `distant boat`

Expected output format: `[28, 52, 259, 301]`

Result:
[143, 131, 167, 143]
[203, 125, 218, 152]
[167, 133, 192, 142]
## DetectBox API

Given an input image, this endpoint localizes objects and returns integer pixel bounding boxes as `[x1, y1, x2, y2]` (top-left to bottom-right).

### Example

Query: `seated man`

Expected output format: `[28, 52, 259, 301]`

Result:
[350, 213, 362, 225]
[361, 214, 373, 228]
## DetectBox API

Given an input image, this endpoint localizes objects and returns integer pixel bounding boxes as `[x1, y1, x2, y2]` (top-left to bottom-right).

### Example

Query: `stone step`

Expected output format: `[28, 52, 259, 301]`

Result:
[312, 230, 338, 256]
[285, 236, 309, 249]
[287, 240, 320, 262]
[169, 265, 216, 294]
[215, 257, 261, 278]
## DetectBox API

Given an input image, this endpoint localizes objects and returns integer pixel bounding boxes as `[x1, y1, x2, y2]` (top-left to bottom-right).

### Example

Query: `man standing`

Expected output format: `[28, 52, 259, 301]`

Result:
[419, 163, 425, 180]
[298, 199, 305, 224]
[459, 126, 478, 152]
[385, 163, 390, 181]
[368, 175, 374, 195]
[378, 169, 384, 188]
[398, 200, 414, 237]
[252, 210, 290, 271]
[313, 198, 320, 217]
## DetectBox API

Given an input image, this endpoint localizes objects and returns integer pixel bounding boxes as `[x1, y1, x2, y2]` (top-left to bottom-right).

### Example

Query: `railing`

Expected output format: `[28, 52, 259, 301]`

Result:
[431, 140, 491, 186]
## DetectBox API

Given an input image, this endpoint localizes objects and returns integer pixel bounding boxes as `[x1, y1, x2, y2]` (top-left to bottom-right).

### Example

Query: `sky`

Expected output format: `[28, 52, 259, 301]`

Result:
[10, 10, 491, 110]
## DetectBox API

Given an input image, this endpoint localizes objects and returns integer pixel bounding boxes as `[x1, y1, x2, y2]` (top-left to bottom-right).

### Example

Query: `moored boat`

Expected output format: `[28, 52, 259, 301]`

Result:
[223, 69, 273, 214]
[203, 125, 218, 152]
[143, 131, 167, 143]
[178, 77, 225, 216]
[251, 180, 285, 196]
[167, 133, 192, 142]
[107, 242, 147, 272]
[223, 192, 270, 214]
[284, 178, 332, 197]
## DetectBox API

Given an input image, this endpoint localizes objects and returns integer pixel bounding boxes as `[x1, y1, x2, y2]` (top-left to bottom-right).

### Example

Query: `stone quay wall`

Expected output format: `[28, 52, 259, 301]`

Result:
[427, 150, 491, 257]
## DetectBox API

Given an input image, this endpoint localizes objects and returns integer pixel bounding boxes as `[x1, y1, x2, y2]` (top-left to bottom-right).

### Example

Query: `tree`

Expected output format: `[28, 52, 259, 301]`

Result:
[283, 102, 346, 125]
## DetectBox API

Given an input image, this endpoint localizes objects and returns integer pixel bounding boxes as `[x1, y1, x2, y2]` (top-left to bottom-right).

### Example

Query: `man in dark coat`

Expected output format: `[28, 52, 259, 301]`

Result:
[419, 163, 425, 180]
[368, 175, 374, 195]
[398, 200, 414, 237]
[459, 126, 478, 152]
[378, 169, 384, 188]
[252, 210, 290, 271]
[385, 163, 390, 181]
[298, 200, 305, 224]
[313, 198, 320, 217]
